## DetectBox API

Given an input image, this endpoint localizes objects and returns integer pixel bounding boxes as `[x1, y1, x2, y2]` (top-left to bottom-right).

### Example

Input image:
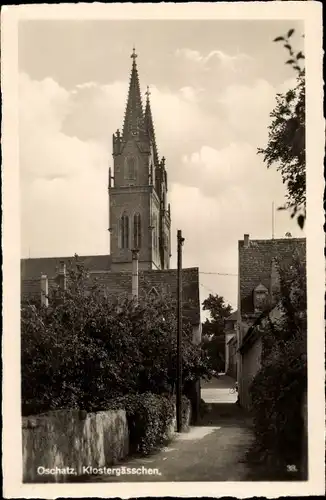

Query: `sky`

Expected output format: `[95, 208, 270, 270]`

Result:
[19, 19, 305, 314]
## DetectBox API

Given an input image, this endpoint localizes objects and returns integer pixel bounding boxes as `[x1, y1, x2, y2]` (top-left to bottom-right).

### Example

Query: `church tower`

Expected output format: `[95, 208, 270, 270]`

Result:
[109, 49, 171, 272]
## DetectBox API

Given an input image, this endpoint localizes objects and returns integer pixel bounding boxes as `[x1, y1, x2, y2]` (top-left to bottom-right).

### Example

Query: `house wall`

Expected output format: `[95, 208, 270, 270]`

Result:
[239, 337, 262, 410]
[225, 332, 235, 373]
[227, 338, 237, 379]
[192, 323, 202, 345]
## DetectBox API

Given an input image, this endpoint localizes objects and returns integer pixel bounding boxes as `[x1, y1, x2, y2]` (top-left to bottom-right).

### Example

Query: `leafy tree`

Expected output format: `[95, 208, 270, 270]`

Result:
[21, 257, 213, 416]
[201, 294, 233, 372]
[249, 251, 307, 475]
[258, 28, 305, 229]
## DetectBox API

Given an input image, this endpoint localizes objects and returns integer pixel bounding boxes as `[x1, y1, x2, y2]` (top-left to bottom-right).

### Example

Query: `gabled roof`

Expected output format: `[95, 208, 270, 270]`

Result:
[21, 255, 112, 280]
[239, 237, 306, 315]
[21, 260, 201, 326]
[226, 310, 238, 322]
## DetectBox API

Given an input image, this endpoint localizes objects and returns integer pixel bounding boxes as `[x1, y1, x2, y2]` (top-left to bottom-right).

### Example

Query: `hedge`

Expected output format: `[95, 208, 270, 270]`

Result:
[107, 392, 191, 455]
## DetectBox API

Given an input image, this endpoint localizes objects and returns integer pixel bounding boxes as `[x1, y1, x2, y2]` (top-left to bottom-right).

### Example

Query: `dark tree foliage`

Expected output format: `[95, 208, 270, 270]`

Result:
[201, 294, 233, 372]
[249, 252, 307, 472]
[21, 258, 213, 416]
[258, 29, 306, 229]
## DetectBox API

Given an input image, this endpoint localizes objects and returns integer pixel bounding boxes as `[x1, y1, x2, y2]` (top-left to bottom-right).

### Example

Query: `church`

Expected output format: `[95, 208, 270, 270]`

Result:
[21, 49, 202, 341]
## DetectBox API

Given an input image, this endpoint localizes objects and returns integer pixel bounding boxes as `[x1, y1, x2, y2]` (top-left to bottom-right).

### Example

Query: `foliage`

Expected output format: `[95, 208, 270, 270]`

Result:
[21, 257, 213, 416]
[249, 253, 307, 468]
[201, 294, 233, 372]
[258, 29, 306, 229]
[107, 393, 190, 455]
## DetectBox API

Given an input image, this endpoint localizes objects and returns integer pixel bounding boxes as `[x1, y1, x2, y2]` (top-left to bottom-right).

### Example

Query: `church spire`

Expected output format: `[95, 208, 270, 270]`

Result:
[122, 47, 144, 138]
[144, 86, 159, 164]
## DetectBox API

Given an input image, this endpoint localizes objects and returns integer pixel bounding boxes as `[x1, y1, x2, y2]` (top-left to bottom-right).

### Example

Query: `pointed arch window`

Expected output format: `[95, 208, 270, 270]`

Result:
[120, 212, 129, 249]
[126, 156, 136, 180]
[133, 213, 141, 249]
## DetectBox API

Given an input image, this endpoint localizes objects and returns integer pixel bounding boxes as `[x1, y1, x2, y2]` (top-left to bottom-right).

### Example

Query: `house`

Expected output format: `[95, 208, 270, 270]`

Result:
[224, 310, 237, 377]
[237, 233, 306, 409]
[20, 49, 202, 342]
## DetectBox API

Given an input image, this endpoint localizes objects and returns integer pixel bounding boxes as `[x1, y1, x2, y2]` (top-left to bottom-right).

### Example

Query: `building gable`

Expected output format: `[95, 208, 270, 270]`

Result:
[239, 236, 306, 315]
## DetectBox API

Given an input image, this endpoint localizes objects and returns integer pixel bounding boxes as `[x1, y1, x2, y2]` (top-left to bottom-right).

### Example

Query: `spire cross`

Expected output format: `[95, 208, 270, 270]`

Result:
[131, 47, 137, 62]
[145, 86, 151, 99]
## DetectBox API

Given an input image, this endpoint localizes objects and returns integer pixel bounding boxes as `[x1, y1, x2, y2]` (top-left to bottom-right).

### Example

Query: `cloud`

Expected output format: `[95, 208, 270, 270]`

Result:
[20, 73, 108, 257]
[179, 86, 204, 103]
[19, 68, 303, 312]
[175, 47, 252, 72]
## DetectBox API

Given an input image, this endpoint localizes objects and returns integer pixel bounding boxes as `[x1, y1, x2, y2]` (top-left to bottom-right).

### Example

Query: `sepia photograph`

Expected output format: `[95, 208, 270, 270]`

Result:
[2, 2, 324, 498]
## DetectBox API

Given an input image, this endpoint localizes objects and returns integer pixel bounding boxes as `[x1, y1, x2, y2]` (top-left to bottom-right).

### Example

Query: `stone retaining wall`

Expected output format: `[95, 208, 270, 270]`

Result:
[22, 409, 129, 483]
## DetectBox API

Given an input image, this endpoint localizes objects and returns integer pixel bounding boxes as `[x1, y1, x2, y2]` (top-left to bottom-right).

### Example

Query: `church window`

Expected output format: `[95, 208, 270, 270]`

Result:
[120, 212, 129, 249]
[133, 213, 141, 249]
[126, 156, 136, 180]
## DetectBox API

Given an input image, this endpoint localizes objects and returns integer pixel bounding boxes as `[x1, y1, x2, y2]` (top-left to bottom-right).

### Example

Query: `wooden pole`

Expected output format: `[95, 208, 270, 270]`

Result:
[176, 229, 184, 432]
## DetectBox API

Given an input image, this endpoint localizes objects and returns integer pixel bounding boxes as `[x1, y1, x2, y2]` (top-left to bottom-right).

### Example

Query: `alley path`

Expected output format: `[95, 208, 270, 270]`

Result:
[201, 373, 238, 404]
[72, 375, 256, 482]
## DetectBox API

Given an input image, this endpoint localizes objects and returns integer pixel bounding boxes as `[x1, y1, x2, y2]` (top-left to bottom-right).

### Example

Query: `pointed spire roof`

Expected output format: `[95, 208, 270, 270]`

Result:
[122, 47, 144, 138]
[144, 86, 159, 164]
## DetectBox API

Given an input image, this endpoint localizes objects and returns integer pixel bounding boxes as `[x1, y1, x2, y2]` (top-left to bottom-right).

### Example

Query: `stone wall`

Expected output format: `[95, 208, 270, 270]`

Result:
[22, 402, 192, 483]
[22, 409, 129, 483]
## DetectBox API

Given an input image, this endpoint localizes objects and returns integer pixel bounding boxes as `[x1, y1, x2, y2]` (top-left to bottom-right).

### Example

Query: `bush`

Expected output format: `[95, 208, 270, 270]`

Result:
[249, 253, 307, 469]
[250, 335, 306, 466]
[106, 393, 190, 455]
[21, 258, 214, 416]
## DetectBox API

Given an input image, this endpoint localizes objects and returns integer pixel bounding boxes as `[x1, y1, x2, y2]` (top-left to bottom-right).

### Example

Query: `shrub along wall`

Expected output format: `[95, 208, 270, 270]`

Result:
[106, 393, 191, 455]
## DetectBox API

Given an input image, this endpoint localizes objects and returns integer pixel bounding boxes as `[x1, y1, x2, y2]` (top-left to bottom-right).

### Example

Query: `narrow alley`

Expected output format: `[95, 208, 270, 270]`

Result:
[75, 375, 256, 482]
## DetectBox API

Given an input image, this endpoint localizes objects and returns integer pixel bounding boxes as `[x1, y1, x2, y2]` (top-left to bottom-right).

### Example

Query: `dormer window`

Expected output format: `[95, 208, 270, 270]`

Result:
[253, 283, 269, 312]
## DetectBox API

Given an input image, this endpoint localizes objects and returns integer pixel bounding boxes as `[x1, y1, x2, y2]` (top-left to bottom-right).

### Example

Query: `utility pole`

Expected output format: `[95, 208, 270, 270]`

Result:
[272, 201, 275, 239]
[176, 229, 184, 433]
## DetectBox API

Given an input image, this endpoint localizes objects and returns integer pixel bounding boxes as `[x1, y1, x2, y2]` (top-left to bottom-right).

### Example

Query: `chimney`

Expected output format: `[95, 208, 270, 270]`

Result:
[40, 274, 48, 307]
[58, 261, 67, 291]
[244, 234, 250, 248]
[131, 249, 139, 301]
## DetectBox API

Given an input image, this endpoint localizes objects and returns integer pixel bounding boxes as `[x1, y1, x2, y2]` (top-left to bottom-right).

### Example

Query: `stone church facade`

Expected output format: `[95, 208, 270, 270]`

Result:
[21, 49, 201, 340]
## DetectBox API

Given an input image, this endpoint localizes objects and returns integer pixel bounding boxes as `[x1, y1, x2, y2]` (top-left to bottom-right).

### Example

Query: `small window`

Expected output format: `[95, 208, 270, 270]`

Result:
[253, 283, 268, 312]
[126, 157, 136, 180]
